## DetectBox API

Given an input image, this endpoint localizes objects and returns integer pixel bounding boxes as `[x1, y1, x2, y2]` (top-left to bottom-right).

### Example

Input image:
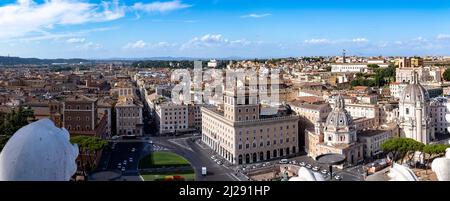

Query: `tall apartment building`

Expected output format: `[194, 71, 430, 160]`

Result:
[201, 87, 299, 165]
[155, 102, 189, 134]
[62, 95, 107, 138]
[115, 96, 143, 136]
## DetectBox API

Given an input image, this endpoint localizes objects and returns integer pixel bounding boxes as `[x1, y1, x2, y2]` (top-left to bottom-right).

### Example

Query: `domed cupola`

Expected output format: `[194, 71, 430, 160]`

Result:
[324, 94, 355, 132]
[400, 72, 429, 106]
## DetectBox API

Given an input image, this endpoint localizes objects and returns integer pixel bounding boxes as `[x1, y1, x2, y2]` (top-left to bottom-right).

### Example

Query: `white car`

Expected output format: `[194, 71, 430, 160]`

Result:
[312, 166, 320, 172]
[305, 164, 312, 169]
[279, 159, 288, 164]
[129, 158, 133, 162]
[321, 169, 329, 175]
[299, 162, 306, 167]
[334, 175, 343, 180]
[149, 141, 153, 144]
[123, 160, 127, 165]
[121, 167, 125, 172]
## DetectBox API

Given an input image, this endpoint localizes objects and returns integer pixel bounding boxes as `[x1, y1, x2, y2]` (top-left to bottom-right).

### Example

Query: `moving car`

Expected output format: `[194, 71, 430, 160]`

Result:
[334, 175, 343, 180]
[279, 159, 288, 164]
[202, 167, 207, 176]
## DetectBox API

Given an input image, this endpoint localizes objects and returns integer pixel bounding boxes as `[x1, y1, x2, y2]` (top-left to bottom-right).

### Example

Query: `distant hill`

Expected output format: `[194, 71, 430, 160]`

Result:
[0, 56, 90, 66]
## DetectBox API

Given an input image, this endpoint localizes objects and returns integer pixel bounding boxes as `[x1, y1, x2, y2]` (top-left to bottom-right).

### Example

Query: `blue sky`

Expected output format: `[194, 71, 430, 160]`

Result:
[1, 0, 450, 59]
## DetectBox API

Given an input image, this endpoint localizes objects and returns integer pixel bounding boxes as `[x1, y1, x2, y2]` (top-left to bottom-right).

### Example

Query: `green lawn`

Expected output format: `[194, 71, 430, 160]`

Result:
[141, 172, 195, 181]
[139, 151, 191, 168]
[139, 151, 195, 181]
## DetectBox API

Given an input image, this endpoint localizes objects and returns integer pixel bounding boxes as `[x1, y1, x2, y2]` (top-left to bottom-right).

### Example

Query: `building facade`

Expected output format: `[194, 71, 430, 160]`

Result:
[115, 96, 143, 136]
[201, 88, 299, 165]
[398, 74, 435, 144]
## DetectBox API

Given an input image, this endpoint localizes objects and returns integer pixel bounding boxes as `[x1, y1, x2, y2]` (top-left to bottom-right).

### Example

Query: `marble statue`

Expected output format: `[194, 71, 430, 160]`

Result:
[0, 119, 79, 181]
[387, 163, 418, 181]
[431, 148, 450, 181]
[289, 167, 325, 181]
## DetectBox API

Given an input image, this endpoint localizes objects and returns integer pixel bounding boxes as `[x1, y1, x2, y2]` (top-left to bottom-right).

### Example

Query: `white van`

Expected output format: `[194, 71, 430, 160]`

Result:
[202, 167, 207, 176]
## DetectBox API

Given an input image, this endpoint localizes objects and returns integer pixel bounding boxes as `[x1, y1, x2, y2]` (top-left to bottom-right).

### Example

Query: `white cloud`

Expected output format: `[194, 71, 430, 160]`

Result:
[303, 38, 332, 45]
[123, 40, 179, 50]
[437, 34, 450, 40]
[241, 13, 271, 18]
[132, 0, 191, 13]
[124, 40, 147, 49]
[77, 42, 102, 50]
[181, 34, 253, 50]
[352, 38, 369, 43]
[66, 38, 86, 44]
[0, 0, 125, 40]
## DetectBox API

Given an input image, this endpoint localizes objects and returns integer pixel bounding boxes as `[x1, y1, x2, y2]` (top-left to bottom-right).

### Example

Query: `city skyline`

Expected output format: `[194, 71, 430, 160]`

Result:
[2, 0, 450, 59]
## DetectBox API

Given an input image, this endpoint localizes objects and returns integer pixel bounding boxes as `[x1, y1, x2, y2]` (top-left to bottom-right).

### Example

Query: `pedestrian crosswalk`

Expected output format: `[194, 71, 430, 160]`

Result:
[151, 144, 168, 152]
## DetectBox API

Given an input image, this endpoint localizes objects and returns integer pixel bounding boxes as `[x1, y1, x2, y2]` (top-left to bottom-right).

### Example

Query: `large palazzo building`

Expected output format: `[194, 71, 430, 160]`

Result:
[201, 87, 299, 165]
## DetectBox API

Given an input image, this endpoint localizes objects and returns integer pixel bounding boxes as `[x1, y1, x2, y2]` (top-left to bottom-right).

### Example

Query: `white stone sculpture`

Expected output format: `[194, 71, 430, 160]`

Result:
[431, 148, 450, 181]
[0, 119, 79, 181]
[289, 167, 325, 181]
[388, 163, 418, 181]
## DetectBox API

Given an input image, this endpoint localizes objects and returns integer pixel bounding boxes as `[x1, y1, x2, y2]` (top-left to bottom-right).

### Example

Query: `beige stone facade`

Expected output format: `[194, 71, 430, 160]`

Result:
[201, 89, 299, 165]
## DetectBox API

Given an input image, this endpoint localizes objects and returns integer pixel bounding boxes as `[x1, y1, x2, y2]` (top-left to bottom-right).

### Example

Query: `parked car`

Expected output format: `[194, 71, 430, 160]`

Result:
[305, 164, 312, 169]
[129, 158, 133, 162]
[121, 167, 125, 172]
[321, 169, 329, 175]
[299, 162, 306, 167]
[279, 159, 288, 164]
[312, 166, 320, 172]
[334, 175, 343, 180]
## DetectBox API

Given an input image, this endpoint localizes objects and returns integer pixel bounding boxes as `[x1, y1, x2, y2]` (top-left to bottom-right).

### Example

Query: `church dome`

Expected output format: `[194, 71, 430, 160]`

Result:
[324, 95, 354, 131]
[400, 73, 429, 105]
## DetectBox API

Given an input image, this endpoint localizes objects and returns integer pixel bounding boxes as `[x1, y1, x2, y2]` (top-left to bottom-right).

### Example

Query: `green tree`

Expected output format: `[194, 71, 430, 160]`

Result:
[381, 138, 424, 164]
[443, 68, 450, 81]
[423, 144, 449, 171]
[0, 107, 35, 151]
[70, 136, 108, 175]
[367, 64, 380, 69]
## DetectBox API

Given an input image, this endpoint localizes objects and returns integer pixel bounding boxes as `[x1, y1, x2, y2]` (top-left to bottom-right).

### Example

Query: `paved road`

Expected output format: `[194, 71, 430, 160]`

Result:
[150, 135, 240, 181]
[91, 141, 147, 181]
[93, 134, 365, 181]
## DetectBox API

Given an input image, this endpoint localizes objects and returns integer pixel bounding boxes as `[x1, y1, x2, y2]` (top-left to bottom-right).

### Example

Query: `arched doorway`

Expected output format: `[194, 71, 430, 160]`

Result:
[252, 153, 257, 163]
[245, 154, 250, 164]
[279, 148, 284, 157]
[292, 146, 296, 154]
[259, 152, 264, 161]
[286, 147, 290, 156]
[273, 149, 277, 158]
[266, 151, 271, 160]
[238, 154, 243, 165]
